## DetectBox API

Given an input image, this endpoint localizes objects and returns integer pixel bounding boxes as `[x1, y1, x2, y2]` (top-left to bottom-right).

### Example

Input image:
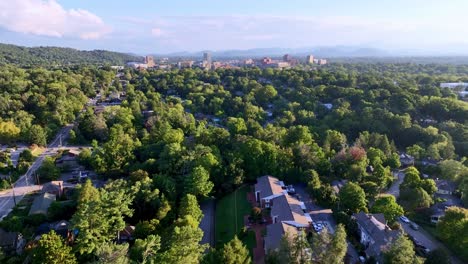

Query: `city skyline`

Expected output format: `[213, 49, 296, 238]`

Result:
[1, 0, 468, 55]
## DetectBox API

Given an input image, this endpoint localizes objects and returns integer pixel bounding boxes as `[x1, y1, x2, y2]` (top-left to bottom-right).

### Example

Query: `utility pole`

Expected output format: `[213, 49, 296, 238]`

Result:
[8, 172, 16, 206]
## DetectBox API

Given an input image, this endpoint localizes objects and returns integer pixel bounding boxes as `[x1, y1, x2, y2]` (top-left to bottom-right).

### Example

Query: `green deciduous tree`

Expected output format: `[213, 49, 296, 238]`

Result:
[339, 182, 367, 213]
[399, 187, 432, 211]
[32, 231, 77, 264]
[184, 166, 214, 197]
[371, 196, 404, 223]
[436, 207, 468, 260]
[424, 248, 451, 264]
[179, 194, 203, 223]
[157, 224, 207, 264]
[383, 235, 420, 264]
[0, 121, 20, 144]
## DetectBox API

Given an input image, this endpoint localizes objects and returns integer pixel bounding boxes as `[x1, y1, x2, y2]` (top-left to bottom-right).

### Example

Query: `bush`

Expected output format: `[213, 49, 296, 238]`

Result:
[20, 149, 33, 162]
[25, 214, 47, 227]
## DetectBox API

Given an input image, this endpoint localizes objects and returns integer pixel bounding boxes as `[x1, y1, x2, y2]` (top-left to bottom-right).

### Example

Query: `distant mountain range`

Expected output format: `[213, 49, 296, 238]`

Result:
[0, 43, 143, 66]
[153, 46, 391, 58]
[2, 42, 468, 66]
[153, 45, 468, 59]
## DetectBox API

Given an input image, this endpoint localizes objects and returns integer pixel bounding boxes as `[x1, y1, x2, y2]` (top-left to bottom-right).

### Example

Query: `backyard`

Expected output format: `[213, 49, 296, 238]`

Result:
[215, 185, 256, 253]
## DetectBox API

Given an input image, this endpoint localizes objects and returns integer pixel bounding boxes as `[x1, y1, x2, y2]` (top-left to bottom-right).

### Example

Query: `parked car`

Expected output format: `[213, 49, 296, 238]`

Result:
[313, 223, 324, 233]
[410, 222, 419, 230]
[400, 216, 410, 223]
[415, 245, 430, 257]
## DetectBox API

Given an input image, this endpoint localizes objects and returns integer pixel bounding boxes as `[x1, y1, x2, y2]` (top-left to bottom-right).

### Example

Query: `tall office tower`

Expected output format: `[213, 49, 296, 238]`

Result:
[203, 52, 212, 64]
[306, 55, 314, 64]
[145, 55, 155, 67]
[283, 54, 291, 62]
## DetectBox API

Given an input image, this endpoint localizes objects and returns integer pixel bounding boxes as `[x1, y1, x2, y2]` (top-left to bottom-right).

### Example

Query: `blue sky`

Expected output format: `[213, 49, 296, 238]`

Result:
[0, 0, 467, 54]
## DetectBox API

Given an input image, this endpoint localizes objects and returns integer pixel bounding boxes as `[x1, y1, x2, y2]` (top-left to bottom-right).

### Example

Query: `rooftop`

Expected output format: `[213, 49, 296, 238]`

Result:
[254, 175, 285, 200]
[29, 192, 56, 216]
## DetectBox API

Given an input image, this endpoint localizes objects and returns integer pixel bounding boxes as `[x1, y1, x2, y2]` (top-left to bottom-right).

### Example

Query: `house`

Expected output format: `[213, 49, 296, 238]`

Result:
[331, 180, 347, 194]
[270, 194, 311, 227]
[34, 220, 74, 243]
[353, 212, 401, 262]
[55, 149, 81, 169]
[435, 179, 456, 195]
[264, 194, 312, 253]
[256, 176, 313, 254]
[399, 153, 414, 166]
[0, 228, 25, 254]
[117, 225, 135, 243]
[254, 175, 287, 208]
[264, 222, 301, 252]
[322, 103, 333, 110]
[429, 199, 459, 224]
[41, 181, 64, 196]
[29, 192, 56, 216]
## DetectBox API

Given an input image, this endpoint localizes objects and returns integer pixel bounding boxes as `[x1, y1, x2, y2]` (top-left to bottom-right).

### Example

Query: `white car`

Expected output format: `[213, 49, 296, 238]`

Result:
[400, 216, 410, 223]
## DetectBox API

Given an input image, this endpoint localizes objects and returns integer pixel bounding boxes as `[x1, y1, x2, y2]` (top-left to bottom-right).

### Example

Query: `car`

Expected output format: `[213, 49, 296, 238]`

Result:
[415, 245, 430, 257]
[313, 223, 322, 232]
[400, 216, 410, 223]
[410, 222, 419, 230]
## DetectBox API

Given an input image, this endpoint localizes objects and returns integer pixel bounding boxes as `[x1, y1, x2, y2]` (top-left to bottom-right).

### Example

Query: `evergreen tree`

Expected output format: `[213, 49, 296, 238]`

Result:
[220, 236, 252, 264]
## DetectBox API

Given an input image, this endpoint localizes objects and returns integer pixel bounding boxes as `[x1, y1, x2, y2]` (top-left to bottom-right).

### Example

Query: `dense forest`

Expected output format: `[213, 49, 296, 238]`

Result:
[0, 63, 467, 263]
[0, 43, 142, 66]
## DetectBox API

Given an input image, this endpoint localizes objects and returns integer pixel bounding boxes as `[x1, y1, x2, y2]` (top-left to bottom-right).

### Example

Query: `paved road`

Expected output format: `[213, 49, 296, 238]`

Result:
[399, 220, 462, 264]
[199, 198, 215, 247]
[0, 125, 73, 219]
[386, 170, 405, 198]
[385, 170, 462, 264]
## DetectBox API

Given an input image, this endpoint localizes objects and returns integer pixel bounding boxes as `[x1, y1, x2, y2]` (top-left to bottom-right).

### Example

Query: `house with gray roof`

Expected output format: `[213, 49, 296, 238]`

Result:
[254, 175, 287, 208]
[0, 228, 25, 254]
[29, 192, 56, 216]
[435, 179, 456, 195]
[353, 212, 401, 262]
[256, 176, 313, 254]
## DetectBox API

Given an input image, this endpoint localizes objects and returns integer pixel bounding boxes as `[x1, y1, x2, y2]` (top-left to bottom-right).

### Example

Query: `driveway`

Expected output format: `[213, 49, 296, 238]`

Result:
[199, 198, 215, 247]
[386, 170, 405, 198]
[295, 184, 360, 264]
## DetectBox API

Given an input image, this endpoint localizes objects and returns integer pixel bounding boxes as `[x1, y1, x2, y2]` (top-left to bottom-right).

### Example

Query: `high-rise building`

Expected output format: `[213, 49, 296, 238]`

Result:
[145, 55, 155, 67]
[283, 54, 291, 62]
[306, 55, 314, 64]
[318, 59, 327, 65]
[203, 52, 212, 69]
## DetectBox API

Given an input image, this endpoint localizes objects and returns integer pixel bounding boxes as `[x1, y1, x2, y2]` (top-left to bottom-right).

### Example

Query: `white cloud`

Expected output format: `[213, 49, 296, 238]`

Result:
[0, 0, 111, 39]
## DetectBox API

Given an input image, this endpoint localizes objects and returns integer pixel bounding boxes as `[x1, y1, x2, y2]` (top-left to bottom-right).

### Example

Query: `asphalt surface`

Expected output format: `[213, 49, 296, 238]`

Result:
[0, 125, 73, 219]
[199, 198, 215, 247]
[294, 184, 360, 264]
[386, 170, 405, 198]
[385, 170, 462, 264]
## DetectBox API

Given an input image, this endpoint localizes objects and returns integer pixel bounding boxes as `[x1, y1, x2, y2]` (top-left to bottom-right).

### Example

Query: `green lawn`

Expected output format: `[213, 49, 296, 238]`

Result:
[215, 185, 253, 247]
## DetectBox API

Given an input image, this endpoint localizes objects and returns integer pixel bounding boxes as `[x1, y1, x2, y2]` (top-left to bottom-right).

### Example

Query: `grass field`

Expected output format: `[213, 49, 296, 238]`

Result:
[215, 185, 253, 247]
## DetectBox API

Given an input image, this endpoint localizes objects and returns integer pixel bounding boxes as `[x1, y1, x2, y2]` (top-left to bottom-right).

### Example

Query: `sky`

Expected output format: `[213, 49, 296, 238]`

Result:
[0, 0, 467, 55]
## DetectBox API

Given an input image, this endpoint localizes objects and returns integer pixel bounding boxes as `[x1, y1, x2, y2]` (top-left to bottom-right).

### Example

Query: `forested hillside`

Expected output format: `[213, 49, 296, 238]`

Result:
[0, 43, 142, 66]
